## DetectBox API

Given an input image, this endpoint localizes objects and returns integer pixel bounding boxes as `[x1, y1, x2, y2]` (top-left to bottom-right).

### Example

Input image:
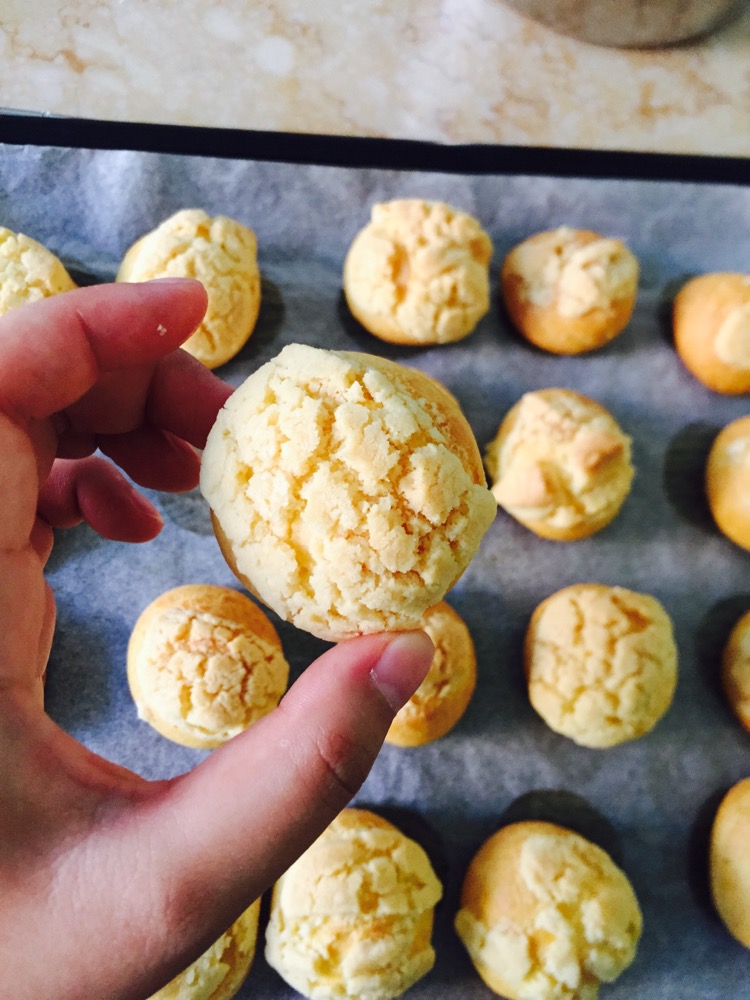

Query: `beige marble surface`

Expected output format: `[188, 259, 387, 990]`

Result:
[1, 0, 749, 156]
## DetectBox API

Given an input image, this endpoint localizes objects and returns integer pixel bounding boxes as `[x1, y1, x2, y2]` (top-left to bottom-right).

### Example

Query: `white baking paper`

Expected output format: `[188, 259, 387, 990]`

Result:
[1, 143, 749, 999]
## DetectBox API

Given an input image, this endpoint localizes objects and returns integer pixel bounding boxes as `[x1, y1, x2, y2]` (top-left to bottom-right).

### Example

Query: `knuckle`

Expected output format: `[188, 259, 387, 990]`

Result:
[311, 727, 377, 810]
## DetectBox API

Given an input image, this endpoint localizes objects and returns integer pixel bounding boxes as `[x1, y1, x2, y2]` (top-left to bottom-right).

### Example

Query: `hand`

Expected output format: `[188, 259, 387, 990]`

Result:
[0, 279, 433, 1000]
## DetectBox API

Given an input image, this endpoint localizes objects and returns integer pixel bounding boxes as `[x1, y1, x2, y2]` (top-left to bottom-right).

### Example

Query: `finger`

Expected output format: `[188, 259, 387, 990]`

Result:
[64, 365, 155, 436]
[128, 631, 434, 973]
[38, 456, 164, 541]
[0, 547, 49, 693]
[0, 279, 207, 424]
[0, 415, 38, 551]
[30, 518, 54, 565]
[146, 348, 233, 449]
[55, 429, 97, 459]
[53, 350, 231, 450]
[98, 427, 201, 492]
[37, 582, 56, 690]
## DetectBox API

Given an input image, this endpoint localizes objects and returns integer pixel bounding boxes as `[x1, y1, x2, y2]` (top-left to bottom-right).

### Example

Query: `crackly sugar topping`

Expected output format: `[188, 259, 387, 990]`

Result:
[714, 302, 750, 370]
[0, 226, 75, 315]
[526, 584, 677, 748]
[201, 344, 496, 640]
[485, 389, 633, 533]
[265, 810, 442, 1000]
[344, 199, 492, 344]
[134, 606, 288, 742]
[510, 227, 637, 318]
[117, 208, 259, 367]
[455, 824, 642, 1000]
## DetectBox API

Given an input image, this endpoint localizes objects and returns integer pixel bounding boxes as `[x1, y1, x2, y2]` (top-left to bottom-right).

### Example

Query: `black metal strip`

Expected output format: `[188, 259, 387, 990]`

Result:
[1, 112, 748, 184]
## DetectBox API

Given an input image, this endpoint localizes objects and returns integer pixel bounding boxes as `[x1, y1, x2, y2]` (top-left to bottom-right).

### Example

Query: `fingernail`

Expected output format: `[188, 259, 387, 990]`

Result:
[149, 277, 201, 286]
[125, 484, 164, 528]
[370, 631, 434, 713]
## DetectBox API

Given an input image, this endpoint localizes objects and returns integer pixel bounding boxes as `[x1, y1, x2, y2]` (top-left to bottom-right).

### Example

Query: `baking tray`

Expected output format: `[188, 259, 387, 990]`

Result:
[1, 141, 748, 999]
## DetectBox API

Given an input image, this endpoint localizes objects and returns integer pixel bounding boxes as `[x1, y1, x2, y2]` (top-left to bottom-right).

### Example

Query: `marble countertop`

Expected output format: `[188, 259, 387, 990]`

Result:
[1, 0, 749, 158]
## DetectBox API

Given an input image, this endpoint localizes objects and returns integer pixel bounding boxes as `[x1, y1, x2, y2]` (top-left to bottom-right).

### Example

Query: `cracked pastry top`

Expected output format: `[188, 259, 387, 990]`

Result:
[385, 599, 476, 747]
[116, 208, 261, 369]
[455, 820, 642, 1000]
[706, 414, 750, 553]
[524, 583, 678, 749]
[722, 608, 750, 731]
[148, 898, 260, 1000]
[0, 225, 76, 315]
[484, 387, 634, 542]
[673, 273, 750, 394]
[500, 226, 639, 355]
[264, 807, 443, 1000]
[343, 198, 493, 346]
[200, 343, 496, 642]
[710, 777, 750, 951]
[127, 584, 289, 749]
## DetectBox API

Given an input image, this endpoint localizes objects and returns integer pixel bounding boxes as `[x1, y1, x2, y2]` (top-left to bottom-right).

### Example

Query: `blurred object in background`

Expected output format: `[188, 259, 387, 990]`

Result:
[499, 0, 741, 46]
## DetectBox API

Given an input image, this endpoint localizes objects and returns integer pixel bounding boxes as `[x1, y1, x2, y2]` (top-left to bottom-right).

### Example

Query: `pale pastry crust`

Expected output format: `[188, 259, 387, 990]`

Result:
[705, 415, 750, 552]
[343, 199, 493, 345]
[710, 777, 750, 949]
[484, 388, 633, 541]
[673, 273, 750, 394]
[264, 808, 443, 1000]
[0, 226, 76, 315]
[455, 821, 642, 1000]
[127, 584, 288, 749]
[500, 227, 638, 355]
[385, 600, 476, 747]
[524, 583, 678, 748]
[722, 609, 750, 731]
[117, 208, 261, 369]
[149, 900, 261, 1000]
[200, 344, 496, 641]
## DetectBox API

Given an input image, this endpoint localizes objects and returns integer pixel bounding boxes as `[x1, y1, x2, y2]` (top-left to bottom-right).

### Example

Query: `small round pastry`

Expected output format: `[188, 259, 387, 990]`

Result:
[264, 807, 443, 1000]
[455, 820, 642, 1000]
[0, 225, 76, 315]
[710, 777, 750, 949]
[705, 415, 750, 552]
[524, 583, 678, 748]
[200, 343, 497, 642]
[385, 600, 476, 747]
[484, 388, 634, 541]
[673, 273, 750, 394]
[343, 198, 493, 345]
[127, 584, 289, 749]
[722, 609, 750, 731]
[148, 899, 261, 1000]
[500, 226, 639, 355]
[117, 208, 261, 369]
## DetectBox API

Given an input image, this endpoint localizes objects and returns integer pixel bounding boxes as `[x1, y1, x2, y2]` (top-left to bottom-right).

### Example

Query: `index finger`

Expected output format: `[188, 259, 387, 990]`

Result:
[0, 279, 208, 424]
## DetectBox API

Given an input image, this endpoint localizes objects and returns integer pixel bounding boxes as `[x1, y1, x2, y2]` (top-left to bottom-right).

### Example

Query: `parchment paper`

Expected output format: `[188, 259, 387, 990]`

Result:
[1, 143, 749, 999]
